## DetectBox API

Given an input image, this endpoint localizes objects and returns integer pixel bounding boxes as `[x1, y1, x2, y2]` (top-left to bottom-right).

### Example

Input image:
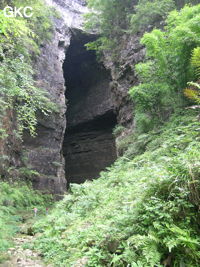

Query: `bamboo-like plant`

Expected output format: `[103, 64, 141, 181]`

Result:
[184, 47, 200, 104]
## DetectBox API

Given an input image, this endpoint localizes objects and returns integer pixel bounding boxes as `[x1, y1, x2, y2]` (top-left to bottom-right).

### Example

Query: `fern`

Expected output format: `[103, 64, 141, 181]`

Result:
[184, 82, 200, 104]
[184, 47, 200, 104]
[191, 47, 200, 77]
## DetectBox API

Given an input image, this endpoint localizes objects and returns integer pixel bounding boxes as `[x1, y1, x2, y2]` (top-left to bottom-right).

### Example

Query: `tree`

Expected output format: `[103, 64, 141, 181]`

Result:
[85, 0, 133, 52]
[129, 4, 200, 132]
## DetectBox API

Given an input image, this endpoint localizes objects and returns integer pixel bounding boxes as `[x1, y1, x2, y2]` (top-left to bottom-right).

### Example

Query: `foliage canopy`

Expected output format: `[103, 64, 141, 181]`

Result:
[129, 4, 200, 132]
[85, 0, 199, 54]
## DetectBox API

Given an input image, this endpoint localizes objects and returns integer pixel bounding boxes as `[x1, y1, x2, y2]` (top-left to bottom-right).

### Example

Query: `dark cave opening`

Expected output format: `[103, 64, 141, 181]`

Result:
[62, 32, 117, 185]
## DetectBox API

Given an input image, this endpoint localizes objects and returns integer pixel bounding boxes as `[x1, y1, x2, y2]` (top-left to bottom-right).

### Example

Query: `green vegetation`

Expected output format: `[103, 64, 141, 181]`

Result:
[0, 0, 56, 138]
[0, 1, 56, 261]
[184, 47, 200, 104]
[112, 125, 126, 137]
[0, 181, 51, 263]
[31, 3, 200, 266]
[130, 0, 199, 33]
[85, 0, 133, 53]
[129, 4, 200, 133]
[130, 0, 175, 33]
[0, 1, 199, 266]
[33, 110, 200, 266]
[85, 0, 198, 54]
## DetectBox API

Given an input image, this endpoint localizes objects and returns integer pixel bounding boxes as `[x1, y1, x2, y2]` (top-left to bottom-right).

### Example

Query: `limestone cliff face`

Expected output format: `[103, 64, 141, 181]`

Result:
[43, 0, 123, 187]
[46, 0, 88, 30]
[22, 0, 91, 193]
[22, 5, 69, 195]
[62, 32, 117, 184]
[102, 35, 145, 156]
[0, 110, 21, 180]
[103, 35, 145, 131]
[2, 0, 144, 194]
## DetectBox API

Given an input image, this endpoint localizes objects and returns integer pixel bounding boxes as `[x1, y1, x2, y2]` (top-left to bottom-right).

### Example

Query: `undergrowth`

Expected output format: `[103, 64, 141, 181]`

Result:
[0, 182, 51, 263]
[33, 109, 200, 266]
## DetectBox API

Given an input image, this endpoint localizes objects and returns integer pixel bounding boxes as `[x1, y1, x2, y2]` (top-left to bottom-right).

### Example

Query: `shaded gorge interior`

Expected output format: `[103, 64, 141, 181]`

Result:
[62, 32, 117, 185]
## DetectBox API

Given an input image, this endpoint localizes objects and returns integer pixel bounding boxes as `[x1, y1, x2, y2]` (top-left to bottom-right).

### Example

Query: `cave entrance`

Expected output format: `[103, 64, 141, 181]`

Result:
[62, 32, 117, 185]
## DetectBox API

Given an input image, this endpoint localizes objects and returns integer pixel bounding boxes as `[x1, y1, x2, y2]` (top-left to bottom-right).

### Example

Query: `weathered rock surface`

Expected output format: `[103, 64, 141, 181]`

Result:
[21, 0, 91, 192]
[1, 236, 51, 267]
[0, 109, 21, 179]
[1, 0, 145, 191]
[63, 115, 117, 184]
[103, 34, 145, 129]
[46, 0, 88, 30]
[62, 32, 117, 183]
[22, 11, 69, 195]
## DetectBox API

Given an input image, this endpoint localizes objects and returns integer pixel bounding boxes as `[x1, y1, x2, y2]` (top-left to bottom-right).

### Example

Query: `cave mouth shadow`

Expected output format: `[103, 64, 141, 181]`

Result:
[62, 31, 117, 186]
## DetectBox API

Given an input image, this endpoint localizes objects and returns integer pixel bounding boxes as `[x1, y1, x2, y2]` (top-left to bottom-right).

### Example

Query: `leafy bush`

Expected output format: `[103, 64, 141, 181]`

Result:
[85, 0, 199, 54]
[130, 0, 199, 33]
[0, 0, 56, 137]
[113, 125, 125, 137]
[85, 0, 133, 53]
[33, 110, 200, 266]
[184, 47, 200, 104]
[13, 0, 55, 43]
[0, 181, 51, 259]
[130, 0, 175, 33]
[129, 4, 200, 133]
[191, 47, 200, 77]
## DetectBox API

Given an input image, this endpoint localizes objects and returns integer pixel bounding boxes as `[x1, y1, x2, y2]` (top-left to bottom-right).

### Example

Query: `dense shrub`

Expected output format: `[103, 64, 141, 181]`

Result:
[130, 0, 199, 33]
[33, 110, 200, 266]
[129, 4, 200, 133]
[85, 0, 133, 53]
[184, 47, 200, 104]
[0, 181, 51, 261]
[85, 0, 199, 54]
[130, 0, 175, 33]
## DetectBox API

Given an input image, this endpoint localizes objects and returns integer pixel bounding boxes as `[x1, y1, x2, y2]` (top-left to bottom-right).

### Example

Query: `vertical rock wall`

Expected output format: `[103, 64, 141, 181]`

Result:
[22, 0, 90, 193]
[22, 15, 70, 195]
[0, 109, 21, 179]
[5, 0, 144, 193]
[62, 32, 117, 183]
[103, 35, 145, 130]
[22, 0, 143, 190]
